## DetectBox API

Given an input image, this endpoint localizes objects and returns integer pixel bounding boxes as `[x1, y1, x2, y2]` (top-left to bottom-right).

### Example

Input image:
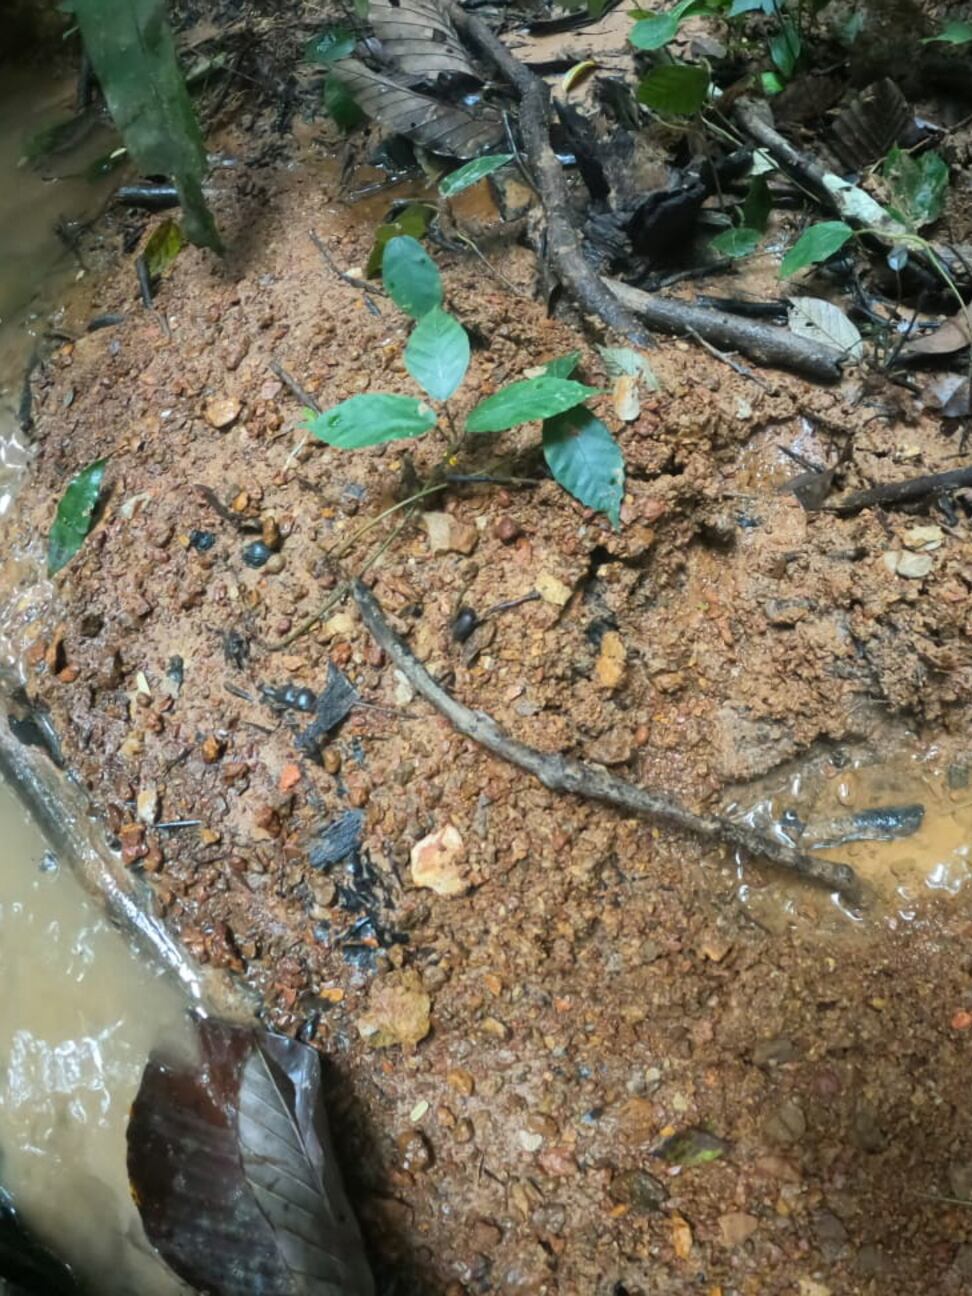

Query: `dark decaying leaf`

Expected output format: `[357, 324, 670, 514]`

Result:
[309, 810, 365, 870]
[831, 78, 910, 171]
[48, 459, 107, 577]
[370, 0, 478, 81]
[297, 660, 359, 758]
[654, 1128, 731, 1166]
[330, 58, 503, 159]
[127, 1019, 375, 1296]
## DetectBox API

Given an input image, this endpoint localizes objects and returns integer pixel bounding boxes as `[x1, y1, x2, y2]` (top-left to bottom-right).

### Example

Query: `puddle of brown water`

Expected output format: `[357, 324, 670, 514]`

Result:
[0, 773, 190, 1294]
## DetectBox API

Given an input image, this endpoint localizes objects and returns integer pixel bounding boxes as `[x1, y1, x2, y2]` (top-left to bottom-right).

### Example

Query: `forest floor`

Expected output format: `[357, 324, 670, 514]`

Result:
[6, 5, 972, 1291]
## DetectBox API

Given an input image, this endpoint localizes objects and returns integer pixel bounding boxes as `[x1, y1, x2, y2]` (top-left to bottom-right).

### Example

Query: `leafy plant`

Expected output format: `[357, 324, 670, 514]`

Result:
[882, 147, 949, 231]
[710, 226, 762, 258]
[779, 219, 853, 277]
[923, 20, 972, 44]
[439, 153, 514, 199]
[48, 459, 106, 576]
[638, 63, 710, 115]
[305, 237, 627, 526]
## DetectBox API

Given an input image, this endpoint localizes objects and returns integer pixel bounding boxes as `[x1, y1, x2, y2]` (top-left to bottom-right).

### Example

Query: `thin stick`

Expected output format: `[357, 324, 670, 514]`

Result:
[310, 230, 386, 296]
[829, 465, 972, 515]
[269, 360, 321, 415]
[352, 579, 861, 899]
[685, 326, 774, 393]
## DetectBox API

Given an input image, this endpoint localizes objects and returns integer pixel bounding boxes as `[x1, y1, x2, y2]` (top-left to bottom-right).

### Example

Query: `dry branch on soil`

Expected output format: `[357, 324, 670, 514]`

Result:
[352, 579, 861, 899]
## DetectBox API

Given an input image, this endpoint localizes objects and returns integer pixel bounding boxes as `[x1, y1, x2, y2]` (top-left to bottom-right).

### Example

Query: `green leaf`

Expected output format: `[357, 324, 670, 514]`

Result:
[761, 70, 784, 95]
[741, 175, 771, 231]
[467, 377, 598, 433]
[404, 308, 470, 401]
[710, 226, 761, 258]
[365, 204, 434, 277]
[654, 1128, 730, 1166]
[543, 407, 624, 528]
[324, 76, 364, 131]
[72, 0, 221, 251]
[142, 219, 184, 278]
[835, 10, 864, 44]
[769, 21, 801, 78]
[306, 393, 437, 449]
[305, 25, 356, 63]
[924, 20, 972, 44]
[729, 0, 772, 13]
[637, 64, 709, 115]
[382, 235, 442, 318]
[543, 351, 582, 379]
[48, 459, 106, 576]
[630, 13, 681, 49]
[779, 220, 853, 278]
[882, 147, 948, 231]
[439, 153, 514, 198]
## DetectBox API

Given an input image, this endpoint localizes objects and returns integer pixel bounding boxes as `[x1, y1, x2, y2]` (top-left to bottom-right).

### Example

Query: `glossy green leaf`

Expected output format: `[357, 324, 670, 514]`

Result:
[769, 22, 801, 78]
[630, 13, 681, 48]
[48, 459, 106, 576]
[882, 147, 948, 231]
[543, 407, 624, 528]
[710, 226, 761, 258]
[143, 219, 184, 278]
[304, 25, 356, 63]
[467, 377, 598, 433]
[761, 69, 784, 95]
[306, 393, 437, 448]
[654, 1128, 730, 1166]
[324, 76, 364, 131]
[72, 0, 220, 251]
[365, 204, 434, 277]
[404, 308, 470, 401]
[439, 153, 514, 198]
[779, 220, 853, 278]
[382, 235, 442, 318]
[637, 64, 709, 115]
[924, 20, 972, 44]
[543, 351, 582, 379]
[741, 174, 771, 231]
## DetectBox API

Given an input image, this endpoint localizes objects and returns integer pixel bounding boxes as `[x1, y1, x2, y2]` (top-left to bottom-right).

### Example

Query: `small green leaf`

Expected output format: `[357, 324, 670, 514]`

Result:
[882, 147, 948, 231]
[439, 153, 514, 198]
[306, 393, 437, 448]
[741, 175, 772, 232]
[924, 19, 972, 44]
[630, 13, 681, 49]
[779, 220, 853, 278]
[543, 407, 624, 528]
[382, 235, 442, 318]
[769, 22, 801, 78]
[729, 0, 772, 14]
[710, 226, 761, 258]
[467, 377, 598, 433]
[544, 351, 582, 379]
[142, 219, 184, 278]
[324, 76, 364, 132]
[48, 459, 107, 576]
[404, 308, 470, 401]
[305, 25, 356, 64]
[654, 1128, 730, 1166]
[761, 69, 785, 95]
[365, 204, 434, 277]
[637, 64, 709, 115]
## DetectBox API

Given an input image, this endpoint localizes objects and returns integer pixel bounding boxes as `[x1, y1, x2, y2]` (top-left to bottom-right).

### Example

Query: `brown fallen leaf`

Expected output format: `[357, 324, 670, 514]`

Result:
[898, 312, 971, 361]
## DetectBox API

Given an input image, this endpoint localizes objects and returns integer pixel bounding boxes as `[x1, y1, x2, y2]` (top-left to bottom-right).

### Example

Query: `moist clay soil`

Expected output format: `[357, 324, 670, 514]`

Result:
[6, 59, 972, 1296]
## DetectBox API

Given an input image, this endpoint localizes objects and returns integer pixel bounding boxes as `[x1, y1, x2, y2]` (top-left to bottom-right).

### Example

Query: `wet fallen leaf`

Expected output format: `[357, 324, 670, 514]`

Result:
[788, 296, 863, 360]
[48, 459, 107, 577]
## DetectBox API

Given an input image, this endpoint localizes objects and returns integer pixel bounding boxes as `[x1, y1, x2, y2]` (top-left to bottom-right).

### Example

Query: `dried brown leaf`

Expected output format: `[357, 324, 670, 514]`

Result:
[370, 0, 478, 80]
[898, 312, 972, 361]
[831, 78, 910, 170]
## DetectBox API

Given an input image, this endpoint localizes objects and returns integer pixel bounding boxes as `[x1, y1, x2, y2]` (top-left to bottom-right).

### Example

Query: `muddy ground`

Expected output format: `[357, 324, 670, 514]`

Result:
[5, 61, 972, 1295]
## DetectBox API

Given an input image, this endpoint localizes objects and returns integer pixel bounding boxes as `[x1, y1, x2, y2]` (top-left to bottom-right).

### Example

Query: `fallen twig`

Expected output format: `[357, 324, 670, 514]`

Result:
[353, 579, 860, 899]
[829, 466, 972, 515]
[442, 0, 653, 348]
[685, 326, 774, 393]
[606, 278, 843, 381]
[310, 230, 385, 297]
[269, 360, 321, 415]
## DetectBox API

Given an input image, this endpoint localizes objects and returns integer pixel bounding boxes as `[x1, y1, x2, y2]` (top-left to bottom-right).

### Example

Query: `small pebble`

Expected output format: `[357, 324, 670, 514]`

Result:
[264, 554, 285, 575]
[397, 1129, 433, 1173]
[494, 516, 521, 543]
[323, 748, 342, 774]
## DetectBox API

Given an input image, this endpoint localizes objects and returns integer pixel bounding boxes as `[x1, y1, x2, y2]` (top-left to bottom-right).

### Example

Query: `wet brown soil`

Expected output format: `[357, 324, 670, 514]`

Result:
[4, 99, 972, 1295]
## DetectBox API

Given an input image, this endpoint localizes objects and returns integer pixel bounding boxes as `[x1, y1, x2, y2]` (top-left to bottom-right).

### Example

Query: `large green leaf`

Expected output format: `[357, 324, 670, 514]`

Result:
[73, 0, 220, 251]
[324, 76, 364, 131]
[440, 154, 514, 198]
[637, 64, 709, 115]
[404, 308, 470, 401]
[382, 236, 442, 318]
[543, 408, 624, 528]
[48, 459, 106, 576]
[366, 204, 434, 277]
[882, 147, 949, 231]
[630, 13, 681, 49]
[769, 22, 801, 78]
[924, 19, 972, 43]
[710, 226, 761, 258]
[779, 220, 853, 278]
[741, 175, 772, 232]
[466, 377, 598, 433]
[306, 393, 436, 448]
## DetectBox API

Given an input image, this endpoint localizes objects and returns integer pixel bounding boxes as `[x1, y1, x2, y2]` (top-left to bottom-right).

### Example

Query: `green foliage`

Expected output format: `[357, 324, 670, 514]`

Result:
[741, 175, 772, 232]
[638, 64, 709, 115]
[630, 12, 682, 49]
[382, 235, 443, 318]
[365, 204, 434, 276]
[761, 70, 785, 95]
[769, 21, 801, 78]
[543, 407, 624, 529]
[48, 459, 106, 576]
[142, 219, 184, 278]
[324, 77, 365, 132]
[543, 351, 582, 379]
[307, 394, 437, 449]
[439, 154, 514, 198]
[305, 25, 356, 63]
[924, 20, 972, 44]
[404, 308, 470, 400]
[710, 226, 761, 258]
[779, 220, 853, 277]
[882, 147, 949, 231]
[466, 378, 599, 434]
[73, 0, 221, 251]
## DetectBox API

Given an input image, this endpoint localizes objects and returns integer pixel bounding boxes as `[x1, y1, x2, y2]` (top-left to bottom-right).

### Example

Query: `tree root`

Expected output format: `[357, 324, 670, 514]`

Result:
[830, 465, 972, 514]
[353, 579, 862, 901]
